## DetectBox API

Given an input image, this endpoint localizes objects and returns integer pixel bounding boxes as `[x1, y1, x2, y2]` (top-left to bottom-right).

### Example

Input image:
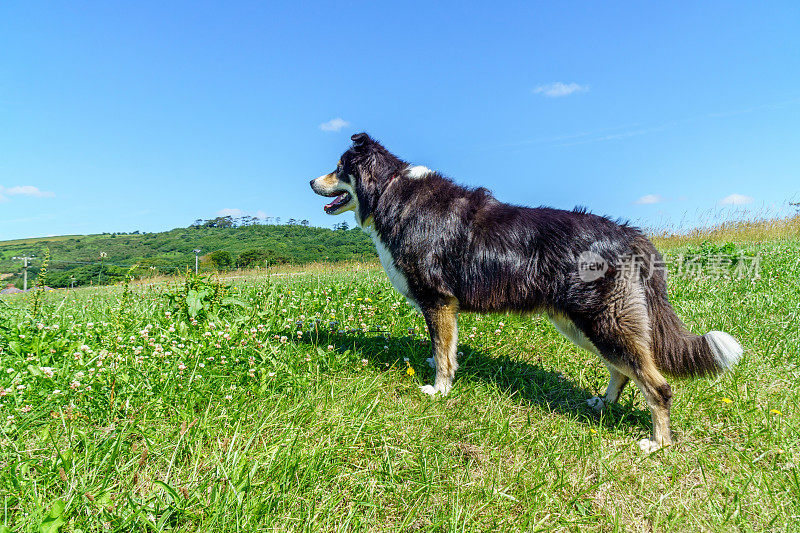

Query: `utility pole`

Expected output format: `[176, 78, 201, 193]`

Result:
[99, 252, 107, 285]
[12, 256, 35, 291]
[193, 249, 201, 274]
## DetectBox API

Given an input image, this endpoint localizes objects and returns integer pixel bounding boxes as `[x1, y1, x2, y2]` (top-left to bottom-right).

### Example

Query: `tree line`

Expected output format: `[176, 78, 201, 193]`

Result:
[191, 215, 312, 229]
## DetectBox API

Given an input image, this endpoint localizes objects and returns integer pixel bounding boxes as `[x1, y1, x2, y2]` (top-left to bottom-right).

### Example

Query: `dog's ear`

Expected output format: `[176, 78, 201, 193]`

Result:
[351, 132, 372, 149]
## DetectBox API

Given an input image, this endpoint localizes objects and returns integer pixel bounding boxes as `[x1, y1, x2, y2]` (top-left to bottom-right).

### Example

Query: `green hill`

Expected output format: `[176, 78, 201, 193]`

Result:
[0, 222, 375, 288]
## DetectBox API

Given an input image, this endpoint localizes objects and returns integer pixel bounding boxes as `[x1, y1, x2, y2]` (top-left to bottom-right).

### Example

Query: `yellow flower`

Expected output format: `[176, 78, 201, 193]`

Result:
[356, 298, 363, 301]
[365, 298, 372, 303]
[721, 397, 733, 404]
[590, 429, 597, 434]
[405, 362, 415, 376]
[770, 409, 782, 416]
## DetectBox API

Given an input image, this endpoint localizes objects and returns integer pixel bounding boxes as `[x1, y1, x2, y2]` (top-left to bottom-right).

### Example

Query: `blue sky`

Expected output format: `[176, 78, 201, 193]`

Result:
[1, 1, 798, 240]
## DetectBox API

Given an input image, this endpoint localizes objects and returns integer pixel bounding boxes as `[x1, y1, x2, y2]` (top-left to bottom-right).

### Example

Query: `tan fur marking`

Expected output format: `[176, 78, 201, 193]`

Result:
[312, 171, 357, 214]
[637, 362, 673, 447]
[427, 297, 459, 394]
[602, 362, 630, 403]
[318, 172, 338, 188]
[607, 280, 653, 366]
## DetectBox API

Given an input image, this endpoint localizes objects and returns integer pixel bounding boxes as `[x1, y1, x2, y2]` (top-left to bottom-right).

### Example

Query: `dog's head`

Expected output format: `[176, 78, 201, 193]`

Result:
[310, 132, 404, 224]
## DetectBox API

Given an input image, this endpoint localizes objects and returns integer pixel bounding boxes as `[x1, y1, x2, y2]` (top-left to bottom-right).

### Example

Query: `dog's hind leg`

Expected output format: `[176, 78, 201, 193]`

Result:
[548, 313, 631, 411]
[603, 364, 631, 403]
[591, 356, 674, 453]
[572, 276, 674, 451]
[587, 361, 630, 411]
[592, 352, 674, 452]
[586, 280, 674, 452]
[419, 297, 459, 396]
[631, 362, 674, 453]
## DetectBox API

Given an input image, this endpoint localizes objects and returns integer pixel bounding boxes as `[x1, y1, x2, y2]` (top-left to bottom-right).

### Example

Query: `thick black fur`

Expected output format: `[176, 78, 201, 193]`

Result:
[312, 133, 740, 449]
[333, 133, 718, 378]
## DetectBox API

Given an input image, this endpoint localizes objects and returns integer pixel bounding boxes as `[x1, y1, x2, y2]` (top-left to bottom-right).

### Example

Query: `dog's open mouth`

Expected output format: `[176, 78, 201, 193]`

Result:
[324, 191, 352, 214]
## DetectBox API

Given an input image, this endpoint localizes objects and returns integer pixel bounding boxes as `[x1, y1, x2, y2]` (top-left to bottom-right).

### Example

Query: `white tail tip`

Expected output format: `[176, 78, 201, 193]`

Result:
[705, 331, 743, 370]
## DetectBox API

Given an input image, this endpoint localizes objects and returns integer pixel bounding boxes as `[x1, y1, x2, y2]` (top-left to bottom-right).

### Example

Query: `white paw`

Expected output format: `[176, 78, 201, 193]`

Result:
[419, 384, 439, 396]
[586, 396, 605, 411]
[638, 438, 662, 454]
[426, 357, 436, 369]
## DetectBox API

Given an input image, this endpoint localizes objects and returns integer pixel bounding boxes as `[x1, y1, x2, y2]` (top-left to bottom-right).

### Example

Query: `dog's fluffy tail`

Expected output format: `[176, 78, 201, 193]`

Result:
[644, 269, 743, 377]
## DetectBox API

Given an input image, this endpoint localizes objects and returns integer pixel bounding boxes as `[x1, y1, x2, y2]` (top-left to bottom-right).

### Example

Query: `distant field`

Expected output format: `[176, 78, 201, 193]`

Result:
[0, 224, 376, 289]
[1, 226, 798, 531]
[0, 235, 84, 247]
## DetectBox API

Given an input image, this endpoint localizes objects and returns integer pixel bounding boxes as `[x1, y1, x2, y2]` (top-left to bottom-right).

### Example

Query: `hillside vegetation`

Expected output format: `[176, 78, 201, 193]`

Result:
[0, 223, 375, 288]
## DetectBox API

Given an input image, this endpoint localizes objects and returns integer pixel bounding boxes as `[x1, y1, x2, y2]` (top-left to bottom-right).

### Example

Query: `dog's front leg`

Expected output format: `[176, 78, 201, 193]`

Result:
[419, 297, 459, 396]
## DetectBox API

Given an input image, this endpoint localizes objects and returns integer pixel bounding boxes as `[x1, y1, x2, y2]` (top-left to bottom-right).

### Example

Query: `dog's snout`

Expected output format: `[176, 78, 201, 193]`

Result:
[309, 178, 315, 188]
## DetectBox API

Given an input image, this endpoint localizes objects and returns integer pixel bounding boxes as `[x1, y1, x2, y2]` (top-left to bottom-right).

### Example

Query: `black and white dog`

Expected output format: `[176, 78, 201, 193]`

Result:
[311, 133, 743, 452]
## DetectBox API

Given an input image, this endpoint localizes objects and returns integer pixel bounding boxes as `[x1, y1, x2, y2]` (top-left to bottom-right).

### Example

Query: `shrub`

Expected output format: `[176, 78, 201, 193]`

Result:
[238, 249, 269, 268]
[209, 250, 233, 270]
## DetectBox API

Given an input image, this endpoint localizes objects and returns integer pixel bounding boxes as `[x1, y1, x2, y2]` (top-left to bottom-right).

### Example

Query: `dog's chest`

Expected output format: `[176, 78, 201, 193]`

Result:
[362, 226, 415, 305]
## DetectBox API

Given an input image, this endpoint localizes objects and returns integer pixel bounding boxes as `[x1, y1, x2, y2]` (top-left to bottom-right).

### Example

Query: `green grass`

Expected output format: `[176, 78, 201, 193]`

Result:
[1, 239, 799, 531]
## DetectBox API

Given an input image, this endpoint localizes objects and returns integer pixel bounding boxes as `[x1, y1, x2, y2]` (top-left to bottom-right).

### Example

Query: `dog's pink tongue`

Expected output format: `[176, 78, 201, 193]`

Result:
[326, 193, 347, 209]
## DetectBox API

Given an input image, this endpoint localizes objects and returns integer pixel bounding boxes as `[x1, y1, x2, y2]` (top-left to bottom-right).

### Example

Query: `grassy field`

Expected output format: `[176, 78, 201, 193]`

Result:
[0, 236, 84, 247]
[1, 231, 799, 531]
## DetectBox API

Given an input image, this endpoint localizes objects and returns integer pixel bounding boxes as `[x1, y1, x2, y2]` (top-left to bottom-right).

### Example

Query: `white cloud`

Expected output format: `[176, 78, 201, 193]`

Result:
[216, 208, 243, 218]
[635, 194, 664, 205]
[319, 117, 350, 132]
[533, 82, 588, 98]
[216, 208, 270, 221]
[0, 185, 55, 201]
[720, 193, 754, 205]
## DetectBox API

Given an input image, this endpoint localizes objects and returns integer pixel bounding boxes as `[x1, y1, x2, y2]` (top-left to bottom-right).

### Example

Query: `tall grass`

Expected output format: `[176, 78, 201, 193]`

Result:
[651, 213, 800, 248]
